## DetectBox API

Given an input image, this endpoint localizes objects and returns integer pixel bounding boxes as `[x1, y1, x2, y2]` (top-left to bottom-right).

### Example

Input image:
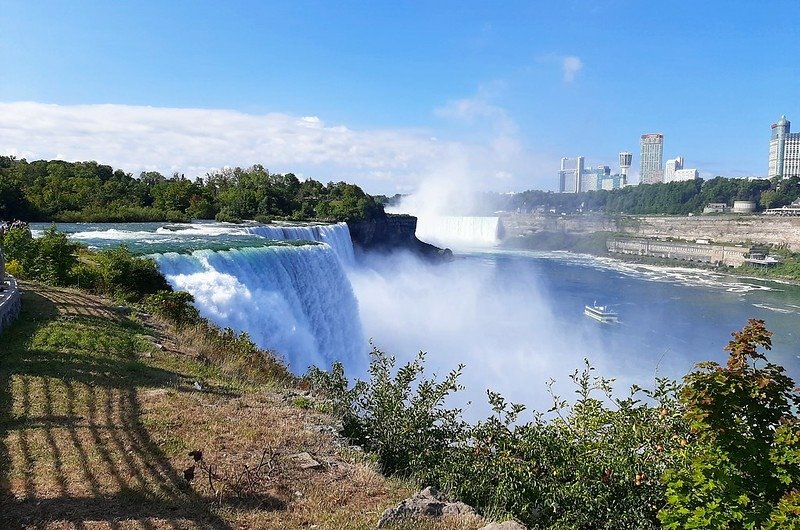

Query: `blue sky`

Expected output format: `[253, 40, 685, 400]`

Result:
[2, 0, 799, 195]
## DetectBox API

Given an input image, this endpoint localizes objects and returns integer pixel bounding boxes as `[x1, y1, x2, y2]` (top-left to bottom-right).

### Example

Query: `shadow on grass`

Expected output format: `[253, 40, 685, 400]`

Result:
[0, 286, 284, 528]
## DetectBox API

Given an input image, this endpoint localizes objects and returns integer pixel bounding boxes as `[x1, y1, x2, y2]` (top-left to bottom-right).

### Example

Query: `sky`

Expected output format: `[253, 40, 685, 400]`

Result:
[2, 0, 800, 195]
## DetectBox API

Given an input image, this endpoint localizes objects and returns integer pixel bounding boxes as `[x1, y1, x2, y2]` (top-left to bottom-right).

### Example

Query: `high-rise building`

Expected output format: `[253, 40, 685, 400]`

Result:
[558, 157, 624, 193]
[673, 168, 699, 182]
[558, 157, 584, 193]
[640, 133, 664, 184]
[769, 115, 800, 178]
[618, 152, 632, 187]
[664, 156, 684, 182]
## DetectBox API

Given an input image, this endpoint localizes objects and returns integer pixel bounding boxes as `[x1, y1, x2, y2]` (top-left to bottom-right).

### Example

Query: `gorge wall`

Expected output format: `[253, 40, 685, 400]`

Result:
[501, 213, 800, 251]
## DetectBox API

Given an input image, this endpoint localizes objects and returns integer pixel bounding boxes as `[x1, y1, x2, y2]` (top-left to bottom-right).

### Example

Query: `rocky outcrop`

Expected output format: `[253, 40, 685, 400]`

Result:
[348, 215, 453, 262]
[377, 486, 477, 528]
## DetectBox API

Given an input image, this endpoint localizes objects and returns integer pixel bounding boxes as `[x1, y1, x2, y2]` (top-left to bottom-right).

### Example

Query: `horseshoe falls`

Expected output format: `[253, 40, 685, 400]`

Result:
[415, 216, 501, 248]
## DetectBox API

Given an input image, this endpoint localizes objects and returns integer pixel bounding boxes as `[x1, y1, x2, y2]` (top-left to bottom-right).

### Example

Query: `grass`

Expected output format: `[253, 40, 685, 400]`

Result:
[0, 282, 486, 529]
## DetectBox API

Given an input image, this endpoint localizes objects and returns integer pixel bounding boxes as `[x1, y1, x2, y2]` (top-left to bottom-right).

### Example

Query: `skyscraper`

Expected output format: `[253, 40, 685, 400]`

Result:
[618, 152, 632, 187]
[664, 156, 684, 182]
[769, 115, 800, 178]
[558, 157, 584, 193]
[640, 133, 664, 185]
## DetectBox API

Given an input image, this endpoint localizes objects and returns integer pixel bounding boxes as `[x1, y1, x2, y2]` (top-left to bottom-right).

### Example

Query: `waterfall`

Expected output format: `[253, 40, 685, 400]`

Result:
[152, 243, 365, 375]
[415, 216, 501, 248]
[244, 222, 355, 265]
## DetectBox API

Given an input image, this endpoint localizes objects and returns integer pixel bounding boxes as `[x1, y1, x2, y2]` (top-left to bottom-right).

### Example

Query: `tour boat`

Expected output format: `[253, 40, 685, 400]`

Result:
[584, 302, 619, 324]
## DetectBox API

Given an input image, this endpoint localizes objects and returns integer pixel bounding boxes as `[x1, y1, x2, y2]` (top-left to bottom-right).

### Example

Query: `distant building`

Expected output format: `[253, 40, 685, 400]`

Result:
[664, 156, 683, 182]
[558, 158, 624, 193]
[640, 133, 664, 184]
[764, 198, 800, 216]
[703, 203, 728, 214]
[768, 115, 800, 178]
[672, 168, 699, 182]
[732, 200, 756, 214]
[558, 157, 584, 193]
[619, 152, 632, 187]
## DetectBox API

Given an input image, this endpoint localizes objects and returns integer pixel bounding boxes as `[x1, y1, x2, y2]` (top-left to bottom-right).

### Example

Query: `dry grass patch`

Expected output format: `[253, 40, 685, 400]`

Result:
[0, 283, 486, 530]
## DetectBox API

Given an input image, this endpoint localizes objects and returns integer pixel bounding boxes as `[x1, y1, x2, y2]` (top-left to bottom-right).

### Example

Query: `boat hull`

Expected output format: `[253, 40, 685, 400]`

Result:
[584, 306, 619, 324]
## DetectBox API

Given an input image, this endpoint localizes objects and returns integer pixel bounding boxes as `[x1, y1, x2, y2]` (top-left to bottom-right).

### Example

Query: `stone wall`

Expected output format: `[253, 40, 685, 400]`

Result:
[607, 238, 749, 267]
[0, 275, 22, 335]
[500, 213, 800, 251]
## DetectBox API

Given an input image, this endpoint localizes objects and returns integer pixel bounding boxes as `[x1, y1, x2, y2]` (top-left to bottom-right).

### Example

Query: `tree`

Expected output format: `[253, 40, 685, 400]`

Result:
[659, 320, 800, 529]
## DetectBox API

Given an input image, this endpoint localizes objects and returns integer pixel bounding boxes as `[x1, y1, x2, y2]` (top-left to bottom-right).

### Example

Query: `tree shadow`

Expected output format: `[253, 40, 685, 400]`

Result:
[0, 287, 282, 528]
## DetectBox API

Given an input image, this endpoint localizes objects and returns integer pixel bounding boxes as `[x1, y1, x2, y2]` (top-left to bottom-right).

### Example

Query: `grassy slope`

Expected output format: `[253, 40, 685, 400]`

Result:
[0, 283, 483, 530]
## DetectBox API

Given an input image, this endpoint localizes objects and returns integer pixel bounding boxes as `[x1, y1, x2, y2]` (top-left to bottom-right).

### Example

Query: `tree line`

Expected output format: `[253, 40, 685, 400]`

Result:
[483, 176, 800, 216]
[0, 156, 385, 223]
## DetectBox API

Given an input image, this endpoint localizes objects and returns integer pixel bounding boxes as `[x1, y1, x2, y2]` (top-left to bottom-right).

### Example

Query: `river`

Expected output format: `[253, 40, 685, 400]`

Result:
[33, 220, 800, 415]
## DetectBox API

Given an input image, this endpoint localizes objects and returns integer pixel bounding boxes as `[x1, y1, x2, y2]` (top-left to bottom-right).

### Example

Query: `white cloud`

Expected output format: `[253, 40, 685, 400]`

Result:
[0, 100, 553, 196]
[536, 53, 584, 84]
[561, 55, 584, 83]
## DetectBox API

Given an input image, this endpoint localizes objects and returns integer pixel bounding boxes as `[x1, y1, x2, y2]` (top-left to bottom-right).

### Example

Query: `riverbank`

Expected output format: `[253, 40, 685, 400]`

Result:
[0, 282, 483, 529]
[500, 230, 800, 286]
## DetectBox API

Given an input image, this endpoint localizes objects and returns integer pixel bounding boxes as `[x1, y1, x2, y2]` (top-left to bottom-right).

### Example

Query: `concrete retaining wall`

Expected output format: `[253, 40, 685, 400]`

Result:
[0, 275, 22, 335]
[500, 213, 800, 251]
[607, 238, 749, 267]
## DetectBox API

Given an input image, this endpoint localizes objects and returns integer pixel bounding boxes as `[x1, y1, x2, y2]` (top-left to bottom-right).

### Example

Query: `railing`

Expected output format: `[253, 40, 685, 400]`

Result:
[0, 274, 22, 334]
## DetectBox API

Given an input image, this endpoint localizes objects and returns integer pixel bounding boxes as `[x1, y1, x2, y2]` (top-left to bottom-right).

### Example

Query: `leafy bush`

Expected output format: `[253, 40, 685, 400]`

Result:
[434, 363, 685, 529]
[309, 324, 797, 529]
[0, 225, 78, 285]
[659, 319, 800, 529]
[142, 290, 200, 327]
[307, 346, 465, 477]
[92, 245, 171, 301]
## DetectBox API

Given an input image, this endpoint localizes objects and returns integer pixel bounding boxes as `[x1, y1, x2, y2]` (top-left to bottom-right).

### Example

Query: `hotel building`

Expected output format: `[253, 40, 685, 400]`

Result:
[769, 115, 800, 178]
[640, 133, 664, 184]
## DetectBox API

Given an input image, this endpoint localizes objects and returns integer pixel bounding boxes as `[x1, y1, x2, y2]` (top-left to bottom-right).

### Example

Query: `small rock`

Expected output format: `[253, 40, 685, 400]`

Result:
[193, 381, 203, 391]
[479, 521, 528, 530]
[288, 451, 323, 470]
[377, 486, 476, 528]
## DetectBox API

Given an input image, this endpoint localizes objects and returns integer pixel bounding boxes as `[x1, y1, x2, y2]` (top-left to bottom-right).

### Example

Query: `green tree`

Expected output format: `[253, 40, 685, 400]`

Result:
[659, 320, 800, 529]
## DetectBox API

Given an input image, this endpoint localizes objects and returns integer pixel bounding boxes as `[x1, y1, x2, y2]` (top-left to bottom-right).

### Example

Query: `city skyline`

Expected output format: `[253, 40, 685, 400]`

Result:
[1, 1, 800, 196]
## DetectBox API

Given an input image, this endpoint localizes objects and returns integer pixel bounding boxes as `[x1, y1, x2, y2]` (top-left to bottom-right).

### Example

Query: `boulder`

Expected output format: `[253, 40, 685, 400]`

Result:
[377, 486, 476, 528]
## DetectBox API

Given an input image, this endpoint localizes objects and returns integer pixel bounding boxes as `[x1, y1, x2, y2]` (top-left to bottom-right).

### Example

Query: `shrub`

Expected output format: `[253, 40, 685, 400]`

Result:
[435, 363, 685, 529]
[1, 225, 79, 285]
[93, 246, 171, 301]
[5, 259, 25, 278]
[307, 346, 465, 477]
[659, 319, 800, 529]
[142, 290, 200, 328]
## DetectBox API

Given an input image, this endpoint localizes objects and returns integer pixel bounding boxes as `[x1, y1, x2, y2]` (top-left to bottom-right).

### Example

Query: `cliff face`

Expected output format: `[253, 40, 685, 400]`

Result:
[347, 215, 452, 261]
[501, 213, 800, 251]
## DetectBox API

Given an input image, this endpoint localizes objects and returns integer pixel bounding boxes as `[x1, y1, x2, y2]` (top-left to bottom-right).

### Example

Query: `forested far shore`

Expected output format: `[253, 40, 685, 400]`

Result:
[480, 175, 800, 216]
[0, 156, 385, 223]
